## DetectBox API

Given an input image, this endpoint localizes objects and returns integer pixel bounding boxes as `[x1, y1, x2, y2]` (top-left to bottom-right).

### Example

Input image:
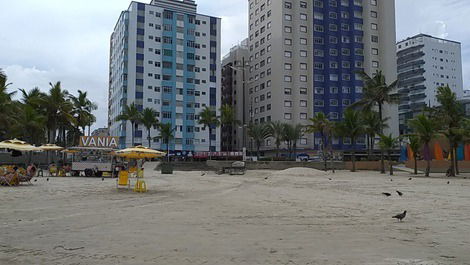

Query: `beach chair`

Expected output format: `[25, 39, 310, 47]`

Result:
[19, 173, 34, 185]
[117, 170, 130, 188]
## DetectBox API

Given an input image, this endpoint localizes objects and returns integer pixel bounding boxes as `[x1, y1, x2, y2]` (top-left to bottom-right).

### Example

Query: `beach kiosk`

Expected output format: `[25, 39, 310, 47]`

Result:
[68, 136, 119, 177]
[114, 146, 165, 192]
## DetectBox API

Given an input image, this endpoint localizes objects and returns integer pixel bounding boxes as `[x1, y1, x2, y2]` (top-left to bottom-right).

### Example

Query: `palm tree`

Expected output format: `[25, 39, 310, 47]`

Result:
[12, 104, 46, 145]
[408, 114, 440, 177]
[408, 135, 421, 175]
[198, 106, 220, 159]
[268, 121, 286, 158]
[378, 134, 399, 175]
[158, 123, 175, 162]
[335, 109, 365, 172]
[307, 112, 333, 170]
[362, 110, 388, 160]
[247, 123, 271, 160]
[43, 82, 74, 144]
[140, 108, 159, 148]
[220, 104, 240, 151]
[282, 123, 305, 160]
[0, 70, 17, 139]
[70, 90, 97, 136]
[434, 85, 465, 177]
[117, 103, 141, 147]
[352, 70, 399, 173]
[19, 87, 46, 109]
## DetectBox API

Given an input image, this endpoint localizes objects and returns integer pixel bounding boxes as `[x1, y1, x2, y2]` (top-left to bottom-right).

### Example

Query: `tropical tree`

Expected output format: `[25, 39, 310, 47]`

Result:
[198, 106, 220, 159]
[140, 108, 159, 148]
[433, 85, 465, 177]
[408, 114, 440, 177]
[378, 134, 399, 175]
[19, 87, 46, 109]
[0, 70, 17, 139]
[220, 104, 240, 151]
[335, 109, 365, 172]
[247, 123, 271, 160]
[158, 122, 175, 162]
[283, 123, 305, 160]
[307, 112, 333, 170]
[352, 70, 399, 173]
[408, 135, 421, 175]
[362, 110, 388, 160]
[117, 103, 141, 147]
[268, 121, 286, 158]
[70, 90, 97, 136]
[11, 104, 46, 145]
[43, 82, 75, 145]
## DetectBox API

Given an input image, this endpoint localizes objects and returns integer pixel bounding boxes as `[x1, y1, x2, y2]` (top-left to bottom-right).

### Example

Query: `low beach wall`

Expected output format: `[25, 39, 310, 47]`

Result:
[405, 159, 470, 173]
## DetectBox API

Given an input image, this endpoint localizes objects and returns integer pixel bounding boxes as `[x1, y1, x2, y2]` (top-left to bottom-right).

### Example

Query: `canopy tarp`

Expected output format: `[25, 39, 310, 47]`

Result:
[39, 144, 64, 151]
[114, 146, 166, 159]
[0, 139, 41, 152]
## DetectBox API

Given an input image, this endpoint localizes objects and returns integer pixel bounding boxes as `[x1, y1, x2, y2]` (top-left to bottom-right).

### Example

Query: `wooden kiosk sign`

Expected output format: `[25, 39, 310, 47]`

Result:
[79, 136, 119, 149]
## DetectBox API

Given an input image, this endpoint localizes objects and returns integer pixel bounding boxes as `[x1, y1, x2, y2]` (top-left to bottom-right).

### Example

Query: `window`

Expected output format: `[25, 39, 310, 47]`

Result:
[284, 101, 292, 107]
[284, 113, 292, 120]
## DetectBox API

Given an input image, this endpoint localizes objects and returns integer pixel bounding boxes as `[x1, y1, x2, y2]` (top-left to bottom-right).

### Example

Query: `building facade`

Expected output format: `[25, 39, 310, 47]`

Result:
[397, 34, 464, 134]
[242, 0, 398, 152]
[221, 39, 250, 151]
[108, 0, 221, 152]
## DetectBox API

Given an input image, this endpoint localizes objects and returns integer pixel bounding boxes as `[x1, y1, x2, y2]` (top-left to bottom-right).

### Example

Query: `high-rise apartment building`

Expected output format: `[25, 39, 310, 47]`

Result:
[221, 39, 250, 152]
[108, 0, 221, 152]
[243, 0, 398, 153]
[397, 34, 463, 134]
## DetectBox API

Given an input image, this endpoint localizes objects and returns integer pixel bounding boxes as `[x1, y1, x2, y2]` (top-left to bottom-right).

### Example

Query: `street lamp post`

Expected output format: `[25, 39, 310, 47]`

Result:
[226, 59, 251, 157]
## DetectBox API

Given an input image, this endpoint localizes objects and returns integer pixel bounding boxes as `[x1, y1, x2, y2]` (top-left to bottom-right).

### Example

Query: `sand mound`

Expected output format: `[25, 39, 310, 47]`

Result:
[272, 167, 329, 177]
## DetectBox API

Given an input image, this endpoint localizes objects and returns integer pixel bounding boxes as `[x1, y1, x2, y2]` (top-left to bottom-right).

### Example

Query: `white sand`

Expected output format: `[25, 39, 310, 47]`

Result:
[1, 169, 470, 264]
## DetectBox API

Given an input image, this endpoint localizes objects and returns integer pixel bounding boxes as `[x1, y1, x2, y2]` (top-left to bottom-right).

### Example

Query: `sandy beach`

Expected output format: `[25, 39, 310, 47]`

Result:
[1, 167, 470, 265]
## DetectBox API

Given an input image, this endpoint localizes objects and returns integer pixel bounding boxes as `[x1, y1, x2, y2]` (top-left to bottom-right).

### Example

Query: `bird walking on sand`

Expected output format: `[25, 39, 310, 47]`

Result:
[382, 192, 392, 197]
[392, 211, 407, 222]
[46, 178, 49, 181]
[396, 190, 403, 196]
[408, 178, 412, 180]
[102, 177, 105, 181]
[201, 172, 206, 176]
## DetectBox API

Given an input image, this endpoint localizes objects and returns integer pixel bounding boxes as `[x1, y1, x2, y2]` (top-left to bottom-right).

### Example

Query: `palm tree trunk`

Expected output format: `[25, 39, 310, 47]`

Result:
[276, 143, 280, 158]
[378, 104, 385, 174]
[367, 134, 371, 160]
[455, 146, 460, 175]
[131, 122, 135, 147]
[208, 127, 212, 160]
[449, 145, 456, 177]
[351, 150, 356, 172]
[88, 126, 91, 136]
[167, 138, 170, 162]
[322, 134, 327, 171]
[256, 143, 260, 160]
[147, 128, 151, 148]
[414, 153, 418, 175]
[388, 150, 393, 175]
[425, 143, 431, 177]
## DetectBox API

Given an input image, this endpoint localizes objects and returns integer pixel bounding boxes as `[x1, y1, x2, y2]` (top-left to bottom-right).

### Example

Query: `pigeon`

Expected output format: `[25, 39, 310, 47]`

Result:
[396, 190, 403, 196]
[447, 181, 450, 184]
[328, 178, 332, 181]
[34, 179, 38, 182]
[392, 211, 407, 222]
[408, 178, 412, 180]
[201, 172, 206, 176]
[102, 177, 105, 181]
[390, 179, 393, 182]
[46, 178, 49, 181]
[264, 177, 269, 180]
[382, 192, 392, 197]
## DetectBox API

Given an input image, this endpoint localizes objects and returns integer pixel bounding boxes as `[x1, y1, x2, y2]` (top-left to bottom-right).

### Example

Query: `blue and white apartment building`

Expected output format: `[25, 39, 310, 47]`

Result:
[108, 0, 221, 152]
[243, 0, 398, 152]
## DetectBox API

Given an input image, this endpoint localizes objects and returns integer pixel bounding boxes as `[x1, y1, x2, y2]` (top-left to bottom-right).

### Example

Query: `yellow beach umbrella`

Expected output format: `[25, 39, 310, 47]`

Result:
[115, 146, 166, 159]
[39, 144, 64, 151]
[0, 139, 41, 151]
[61, 149, 80, 154]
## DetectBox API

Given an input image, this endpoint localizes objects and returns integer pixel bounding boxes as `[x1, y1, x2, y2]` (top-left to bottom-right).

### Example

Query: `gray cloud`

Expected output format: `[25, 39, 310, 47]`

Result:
[1, 0, 469, 130]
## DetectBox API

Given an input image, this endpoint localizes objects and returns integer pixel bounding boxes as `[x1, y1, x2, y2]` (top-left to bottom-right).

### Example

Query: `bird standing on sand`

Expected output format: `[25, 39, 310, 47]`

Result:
[392, 211, 407, 222]
[396, 190, 403, 196]
[102, 177, 105, 181]
[382, 192, 392, 197]
[46, 178, 49, 181]
[201, 172, 206, 176]
[408, 178, 412, 180]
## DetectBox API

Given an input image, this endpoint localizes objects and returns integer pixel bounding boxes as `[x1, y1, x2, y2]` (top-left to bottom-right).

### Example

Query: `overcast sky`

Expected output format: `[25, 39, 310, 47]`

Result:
[1, 0, 469, 129]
